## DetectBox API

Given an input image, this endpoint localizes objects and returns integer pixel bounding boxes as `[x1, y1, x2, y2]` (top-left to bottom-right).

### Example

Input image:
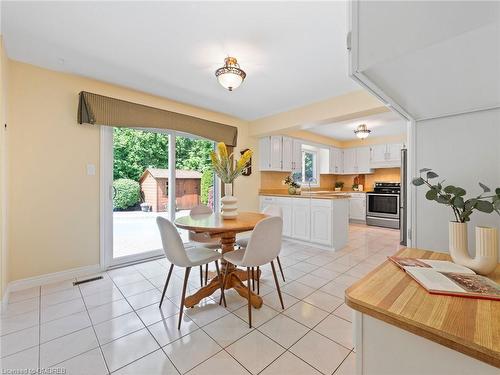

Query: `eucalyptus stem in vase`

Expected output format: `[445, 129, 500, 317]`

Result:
[412, 168, 500, 275]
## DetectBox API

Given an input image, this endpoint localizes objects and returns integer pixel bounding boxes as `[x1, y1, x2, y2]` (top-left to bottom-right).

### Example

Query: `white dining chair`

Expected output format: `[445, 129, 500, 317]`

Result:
[235, 205, 286, 291]
[156, 216, 226, 329]
[221, 216, 285, 328]
[189, 205, 221, 286]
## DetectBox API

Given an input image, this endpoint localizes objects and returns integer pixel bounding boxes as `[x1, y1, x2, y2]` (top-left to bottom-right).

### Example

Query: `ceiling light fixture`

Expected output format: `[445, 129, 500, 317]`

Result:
[215, 57, 246, 91]
[354, 124, 371, 139]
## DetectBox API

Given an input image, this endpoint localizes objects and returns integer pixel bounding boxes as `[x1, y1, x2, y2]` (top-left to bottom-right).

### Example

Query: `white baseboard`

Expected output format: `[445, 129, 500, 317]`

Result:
[5, 264, 103, 296]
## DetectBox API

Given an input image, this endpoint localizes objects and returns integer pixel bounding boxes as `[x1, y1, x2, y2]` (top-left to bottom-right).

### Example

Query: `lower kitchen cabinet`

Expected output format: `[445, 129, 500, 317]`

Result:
[259, 195, 348, 250]
[276, 197, 293, 237]
[291, 198, 311, 241]
[349, 193, 366, 222]
[310, 199, 333, 246]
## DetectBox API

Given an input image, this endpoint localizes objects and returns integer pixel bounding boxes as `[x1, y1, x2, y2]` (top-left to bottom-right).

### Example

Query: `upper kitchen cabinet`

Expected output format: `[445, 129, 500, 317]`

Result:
[343, 147, 373, 174]
[330, 147, 343, 174]
[350, 1, 500, 120]
[259, 135, 301, 172]
[370, 143, 402, 168]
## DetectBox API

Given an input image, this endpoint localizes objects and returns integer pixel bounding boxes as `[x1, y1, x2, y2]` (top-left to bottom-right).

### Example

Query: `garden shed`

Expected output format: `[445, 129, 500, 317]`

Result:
[139, 168, 202, 212]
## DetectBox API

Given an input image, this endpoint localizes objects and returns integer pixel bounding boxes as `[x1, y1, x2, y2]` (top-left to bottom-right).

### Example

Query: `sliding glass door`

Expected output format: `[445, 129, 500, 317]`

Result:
[101, 127, 218, 267]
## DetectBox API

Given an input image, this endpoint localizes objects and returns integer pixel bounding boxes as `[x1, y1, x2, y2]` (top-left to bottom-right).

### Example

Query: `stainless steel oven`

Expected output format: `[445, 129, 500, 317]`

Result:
[366, 182, 400, 229]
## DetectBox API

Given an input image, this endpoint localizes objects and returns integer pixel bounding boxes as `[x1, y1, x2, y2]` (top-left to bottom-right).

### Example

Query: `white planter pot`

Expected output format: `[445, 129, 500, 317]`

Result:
[221, 183, 238, 220]
[449, 222, 498, 275]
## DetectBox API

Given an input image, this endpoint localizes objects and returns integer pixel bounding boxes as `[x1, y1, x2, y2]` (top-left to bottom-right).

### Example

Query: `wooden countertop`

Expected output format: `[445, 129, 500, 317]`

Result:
[259, 192, 351, 200]
[346, 248, 500, 368]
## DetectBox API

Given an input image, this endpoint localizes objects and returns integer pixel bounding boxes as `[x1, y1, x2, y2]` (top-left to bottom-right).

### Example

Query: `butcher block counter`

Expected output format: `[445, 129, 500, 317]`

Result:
[259, 190, 351, 199]
[346, 247, 499, 373]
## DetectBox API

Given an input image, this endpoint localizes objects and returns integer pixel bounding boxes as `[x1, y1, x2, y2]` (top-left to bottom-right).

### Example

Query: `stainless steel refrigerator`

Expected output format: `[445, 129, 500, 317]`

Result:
[400, 148, 408, 246]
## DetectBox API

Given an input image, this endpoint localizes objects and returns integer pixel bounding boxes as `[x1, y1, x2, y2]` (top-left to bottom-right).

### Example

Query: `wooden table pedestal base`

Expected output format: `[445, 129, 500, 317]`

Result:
[184, 266, 262, 308]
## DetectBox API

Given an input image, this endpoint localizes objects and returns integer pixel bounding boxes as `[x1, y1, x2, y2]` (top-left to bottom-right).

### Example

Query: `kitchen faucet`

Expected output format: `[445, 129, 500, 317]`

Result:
[307, 177, 317, 191]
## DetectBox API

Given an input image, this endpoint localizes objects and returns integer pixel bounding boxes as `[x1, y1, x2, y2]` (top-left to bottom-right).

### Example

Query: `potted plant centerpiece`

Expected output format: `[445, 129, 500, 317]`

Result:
[210, 143, 252, 219]
[284, 174, 300, 195]
[412, 168, 500, 275]
[334, 181, 344, 191]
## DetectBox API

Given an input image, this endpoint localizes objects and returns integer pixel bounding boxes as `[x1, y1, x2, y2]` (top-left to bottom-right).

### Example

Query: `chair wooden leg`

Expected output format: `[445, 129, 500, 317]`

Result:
[276, 256, 285, 282]
[257, 266, 260, 295]
[215, 261, 227, 308]
[205, 263, 209, 285]
[178, 267, 191, 330]
[159, 264, 174, 308]
[247, 267, 252, 328]
[199, 265, 203, 287]
[219, 263, 229, 306]
[270, 261, 285, 310]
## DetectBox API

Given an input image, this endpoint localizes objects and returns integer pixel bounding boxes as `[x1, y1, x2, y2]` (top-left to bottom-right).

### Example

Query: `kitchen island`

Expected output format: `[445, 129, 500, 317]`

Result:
[259, 191, 350, 250]
[346, 247, 499, 374]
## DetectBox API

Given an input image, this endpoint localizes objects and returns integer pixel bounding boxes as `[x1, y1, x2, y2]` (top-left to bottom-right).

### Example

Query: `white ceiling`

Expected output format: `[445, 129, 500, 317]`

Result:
[2, 1, 360, 120]
[308, 111, 406, 141]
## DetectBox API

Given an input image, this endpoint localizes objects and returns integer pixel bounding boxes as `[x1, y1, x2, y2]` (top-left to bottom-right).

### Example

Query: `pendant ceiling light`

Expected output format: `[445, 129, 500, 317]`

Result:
[215, 57, 246, 91]
[354, 124, 371, 139]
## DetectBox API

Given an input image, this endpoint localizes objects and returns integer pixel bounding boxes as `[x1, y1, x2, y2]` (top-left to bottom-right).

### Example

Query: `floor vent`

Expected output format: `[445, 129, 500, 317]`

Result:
[73, 276, 103, 286]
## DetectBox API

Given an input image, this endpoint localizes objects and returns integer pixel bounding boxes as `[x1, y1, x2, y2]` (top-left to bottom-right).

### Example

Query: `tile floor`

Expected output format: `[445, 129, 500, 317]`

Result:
[1, 224, 401, 374]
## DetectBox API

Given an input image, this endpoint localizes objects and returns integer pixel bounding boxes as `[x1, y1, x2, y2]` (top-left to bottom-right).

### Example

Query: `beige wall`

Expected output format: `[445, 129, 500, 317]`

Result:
[0, 37, 9, 298]
[6, 60, 259, 282]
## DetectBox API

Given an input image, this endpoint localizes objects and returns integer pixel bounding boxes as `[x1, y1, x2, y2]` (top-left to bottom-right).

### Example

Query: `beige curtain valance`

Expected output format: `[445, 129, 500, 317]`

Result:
[78, 91, 238, 147]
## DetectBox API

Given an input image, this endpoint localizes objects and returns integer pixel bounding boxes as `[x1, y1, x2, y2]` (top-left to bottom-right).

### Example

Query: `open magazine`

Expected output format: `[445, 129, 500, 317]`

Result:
[389, 257, 500, 301]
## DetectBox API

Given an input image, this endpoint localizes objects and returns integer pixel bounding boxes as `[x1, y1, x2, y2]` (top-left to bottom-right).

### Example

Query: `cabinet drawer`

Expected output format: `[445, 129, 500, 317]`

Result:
[260, 196, 277, 203]
[349, 193, 366, 199]
[310, 198, 333, 208]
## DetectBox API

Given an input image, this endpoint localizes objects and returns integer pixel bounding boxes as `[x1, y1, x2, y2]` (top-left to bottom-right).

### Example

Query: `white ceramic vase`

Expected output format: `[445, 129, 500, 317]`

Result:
[221, 183, 238, 220]
[449, 222, 498, 275]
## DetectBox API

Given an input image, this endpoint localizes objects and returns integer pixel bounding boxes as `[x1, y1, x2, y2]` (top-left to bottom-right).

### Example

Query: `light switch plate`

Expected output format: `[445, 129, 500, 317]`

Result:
[87, 164, 96, 176]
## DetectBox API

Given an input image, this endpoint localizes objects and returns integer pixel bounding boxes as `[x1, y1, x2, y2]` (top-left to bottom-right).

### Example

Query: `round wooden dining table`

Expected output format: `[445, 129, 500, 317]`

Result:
[174, 211, 268, 309]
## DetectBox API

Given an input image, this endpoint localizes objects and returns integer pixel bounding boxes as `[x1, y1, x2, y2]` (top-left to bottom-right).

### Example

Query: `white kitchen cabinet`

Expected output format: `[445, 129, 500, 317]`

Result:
[370, 143, 403, 168]
[282, 136, 293, 171]
[260, 195, 276, 212]
[260, 196, 349, 250]
[343, 148, 357, 174]
[310, 200, 333, 246]
[259, 137, 271, 171]
[370, 144, 387, 165]
[259, 136, 302, 172]
[276, 197, 292, 237]
[387, 143, 402, 164]
[291, 199, 311, 241]
[330, 147, 343, 174]
[343, 147, 373, 174]
[270, 136, 282, 170]
[259, 136, 283, 171]
[356, 147, 372, 173]
[349, 193, 366, 222]
[292, 139, 302, 172]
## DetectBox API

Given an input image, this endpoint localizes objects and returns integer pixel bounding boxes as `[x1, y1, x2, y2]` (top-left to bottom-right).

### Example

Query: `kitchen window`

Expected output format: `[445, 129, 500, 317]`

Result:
[293, 150, 319, 186]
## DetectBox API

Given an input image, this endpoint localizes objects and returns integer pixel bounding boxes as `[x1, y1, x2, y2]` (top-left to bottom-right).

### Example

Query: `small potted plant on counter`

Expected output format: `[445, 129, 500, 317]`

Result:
[335, 181, 344, 191]
[352, 183, 359, 191]
[284, 174, 301, 195]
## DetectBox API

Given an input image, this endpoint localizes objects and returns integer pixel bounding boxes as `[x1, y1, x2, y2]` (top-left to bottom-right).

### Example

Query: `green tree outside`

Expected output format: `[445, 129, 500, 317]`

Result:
[113, 128, 214, 181]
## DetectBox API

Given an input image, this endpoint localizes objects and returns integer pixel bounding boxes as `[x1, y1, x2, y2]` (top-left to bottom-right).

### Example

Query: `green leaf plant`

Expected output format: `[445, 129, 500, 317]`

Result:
[412, 169, 500, 223]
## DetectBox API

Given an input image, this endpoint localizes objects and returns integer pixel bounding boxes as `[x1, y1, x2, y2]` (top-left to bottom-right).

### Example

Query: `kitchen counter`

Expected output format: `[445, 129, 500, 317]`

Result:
[346, 247, 500, 373]
[259, 191, 352, 199]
